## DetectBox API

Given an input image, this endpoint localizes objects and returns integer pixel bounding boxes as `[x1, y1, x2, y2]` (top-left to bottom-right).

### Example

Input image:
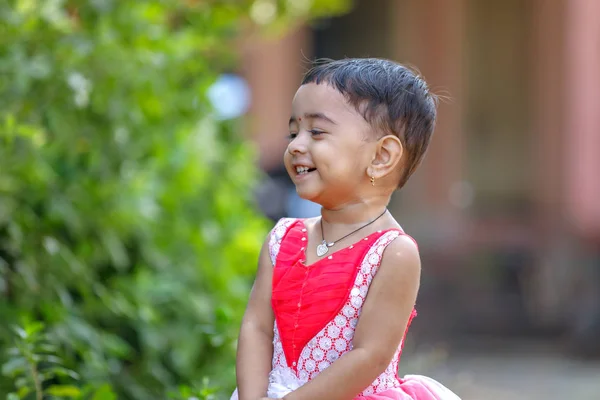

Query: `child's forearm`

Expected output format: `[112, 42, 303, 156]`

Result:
[236, 322, 274, 400]
[283, 347, 385, 400]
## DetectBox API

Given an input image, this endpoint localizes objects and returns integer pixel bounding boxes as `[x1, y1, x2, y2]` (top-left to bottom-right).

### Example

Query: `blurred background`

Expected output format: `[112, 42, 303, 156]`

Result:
[1, 0, 599, 399]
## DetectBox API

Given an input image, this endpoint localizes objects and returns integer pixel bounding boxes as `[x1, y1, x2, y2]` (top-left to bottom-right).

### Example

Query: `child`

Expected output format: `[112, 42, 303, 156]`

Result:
[232, 58, 461, 400]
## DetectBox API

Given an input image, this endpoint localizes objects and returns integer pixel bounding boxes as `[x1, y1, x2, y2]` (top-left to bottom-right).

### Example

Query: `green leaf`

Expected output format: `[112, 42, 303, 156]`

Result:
[46, 385, 82, 397]
[12, 327, 27, 340]
[91, 384, 116, 400]
[14, 377, 29, 389]
[16, 387, 30, 398]
[45, 366, 79, 380]
[23, 321, 45, 337]
[38, 354, 63, 364]
[37, 343, 59, 353]
[1, 357, 28, 377]
[5, 348, 20, 357]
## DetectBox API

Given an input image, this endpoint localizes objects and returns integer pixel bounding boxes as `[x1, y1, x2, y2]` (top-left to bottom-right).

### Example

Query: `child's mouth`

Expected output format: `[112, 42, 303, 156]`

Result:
[295, 166, 317, 176]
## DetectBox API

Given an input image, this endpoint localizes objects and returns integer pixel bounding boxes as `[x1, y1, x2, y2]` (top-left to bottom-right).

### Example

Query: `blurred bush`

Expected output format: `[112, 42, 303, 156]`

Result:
[0, 0, 349, 398]
[2, 320, 219, 399]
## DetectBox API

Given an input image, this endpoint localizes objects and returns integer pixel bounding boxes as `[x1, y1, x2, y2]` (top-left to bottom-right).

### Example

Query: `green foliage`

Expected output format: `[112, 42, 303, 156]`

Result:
[2, 320, 109, 400]
[2, 322, 217, 400]
[0, 0, 350, 399]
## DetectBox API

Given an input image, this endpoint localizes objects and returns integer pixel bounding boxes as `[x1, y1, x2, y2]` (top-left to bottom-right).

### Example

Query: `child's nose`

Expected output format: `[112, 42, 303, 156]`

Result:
[288, 133, 309, 154]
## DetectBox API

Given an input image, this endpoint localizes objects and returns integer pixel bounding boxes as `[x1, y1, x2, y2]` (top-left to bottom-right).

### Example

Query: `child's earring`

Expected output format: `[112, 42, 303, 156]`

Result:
[370, 176, 375, 186]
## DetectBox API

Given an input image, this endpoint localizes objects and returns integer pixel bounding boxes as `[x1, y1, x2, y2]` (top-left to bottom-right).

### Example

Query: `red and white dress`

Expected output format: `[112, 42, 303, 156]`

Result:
[232, 218, 461, 400]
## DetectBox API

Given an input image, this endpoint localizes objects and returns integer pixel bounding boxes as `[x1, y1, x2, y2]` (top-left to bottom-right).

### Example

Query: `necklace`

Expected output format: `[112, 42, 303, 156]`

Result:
[316, 209, 388, 257]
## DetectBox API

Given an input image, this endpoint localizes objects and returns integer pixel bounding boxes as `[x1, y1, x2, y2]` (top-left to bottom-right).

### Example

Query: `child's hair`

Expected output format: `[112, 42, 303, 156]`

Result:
[301, 58, 437, 189]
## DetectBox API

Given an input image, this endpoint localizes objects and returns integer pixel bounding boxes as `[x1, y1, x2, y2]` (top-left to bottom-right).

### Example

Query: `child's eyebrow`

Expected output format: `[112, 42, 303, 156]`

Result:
[289, 112, 337, 126]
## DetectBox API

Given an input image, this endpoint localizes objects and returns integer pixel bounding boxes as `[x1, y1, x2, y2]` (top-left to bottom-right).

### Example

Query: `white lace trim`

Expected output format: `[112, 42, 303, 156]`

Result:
[268, 218, 296, 266]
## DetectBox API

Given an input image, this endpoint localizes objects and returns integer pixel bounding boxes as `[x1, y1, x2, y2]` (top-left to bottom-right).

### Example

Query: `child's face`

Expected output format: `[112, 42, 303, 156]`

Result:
[284, 83, 375, 208]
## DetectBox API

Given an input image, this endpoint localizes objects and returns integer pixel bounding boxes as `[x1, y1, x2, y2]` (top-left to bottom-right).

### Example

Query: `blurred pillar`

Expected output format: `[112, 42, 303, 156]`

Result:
[563, 0, 600, 352]
[393, 0, 466, 235]
[531, 0, 566, 234]
[529, 0, 569, 323]
[241, 28, 311, 172]
[564, 0, 600, 241]
[530, 0, 600, 327]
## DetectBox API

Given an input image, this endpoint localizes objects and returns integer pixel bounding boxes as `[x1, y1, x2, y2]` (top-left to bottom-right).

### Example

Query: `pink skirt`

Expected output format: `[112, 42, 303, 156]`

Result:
[231, 368, 461, 400]
[355, 375, 461, 400]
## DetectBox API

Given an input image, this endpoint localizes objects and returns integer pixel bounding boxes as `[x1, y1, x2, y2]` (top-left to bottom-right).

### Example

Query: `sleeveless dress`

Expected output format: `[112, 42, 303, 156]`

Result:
[232, 218, 461, 400]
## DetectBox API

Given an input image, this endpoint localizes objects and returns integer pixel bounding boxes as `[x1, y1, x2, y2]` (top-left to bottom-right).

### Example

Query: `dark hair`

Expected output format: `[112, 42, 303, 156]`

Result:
[301, 58, 437, 188]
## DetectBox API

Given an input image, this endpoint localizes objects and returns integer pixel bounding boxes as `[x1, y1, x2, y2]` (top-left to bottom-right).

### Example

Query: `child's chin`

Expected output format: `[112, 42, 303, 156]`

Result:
[295, 187, 320, 203]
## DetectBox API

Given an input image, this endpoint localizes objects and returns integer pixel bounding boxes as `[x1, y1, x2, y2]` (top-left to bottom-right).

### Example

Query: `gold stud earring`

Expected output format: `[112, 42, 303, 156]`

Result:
[370, 176, 375, 186]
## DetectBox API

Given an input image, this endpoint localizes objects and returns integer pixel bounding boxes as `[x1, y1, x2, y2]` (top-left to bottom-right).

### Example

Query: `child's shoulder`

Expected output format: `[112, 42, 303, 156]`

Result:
[270, 216, 318, 234]
[267, 217, 318, 249]
[268, 217, 301, 243]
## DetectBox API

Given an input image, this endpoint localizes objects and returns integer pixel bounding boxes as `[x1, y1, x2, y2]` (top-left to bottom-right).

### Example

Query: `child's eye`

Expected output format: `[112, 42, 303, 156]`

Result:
[287, 130, 324, 140]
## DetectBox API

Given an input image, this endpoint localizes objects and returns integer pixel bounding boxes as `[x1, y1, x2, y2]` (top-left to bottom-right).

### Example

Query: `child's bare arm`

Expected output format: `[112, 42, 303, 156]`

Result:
[283, 235, 421, 400]
[236, 238, 276, 400]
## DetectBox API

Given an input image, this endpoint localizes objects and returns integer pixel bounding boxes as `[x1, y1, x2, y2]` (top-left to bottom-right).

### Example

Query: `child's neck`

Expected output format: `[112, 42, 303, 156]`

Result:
[321, 201, 388, 226]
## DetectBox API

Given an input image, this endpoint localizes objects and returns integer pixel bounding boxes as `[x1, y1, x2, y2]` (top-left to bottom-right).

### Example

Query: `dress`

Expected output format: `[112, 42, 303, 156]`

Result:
[232, 218, 461, 400]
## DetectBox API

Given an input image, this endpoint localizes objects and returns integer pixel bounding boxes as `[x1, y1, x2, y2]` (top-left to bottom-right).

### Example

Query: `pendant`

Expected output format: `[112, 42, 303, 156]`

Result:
[316, 241, 329, 257]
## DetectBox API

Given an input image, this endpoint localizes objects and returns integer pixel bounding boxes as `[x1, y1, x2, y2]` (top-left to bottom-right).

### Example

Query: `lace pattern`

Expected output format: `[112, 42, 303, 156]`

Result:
[269, 218, 296, 266]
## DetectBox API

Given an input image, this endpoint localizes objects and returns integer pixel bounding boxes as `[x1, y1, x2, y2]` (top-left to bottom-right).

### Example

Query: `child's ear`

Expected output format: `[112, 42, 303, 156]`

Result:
[370, 135, 403, 178]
